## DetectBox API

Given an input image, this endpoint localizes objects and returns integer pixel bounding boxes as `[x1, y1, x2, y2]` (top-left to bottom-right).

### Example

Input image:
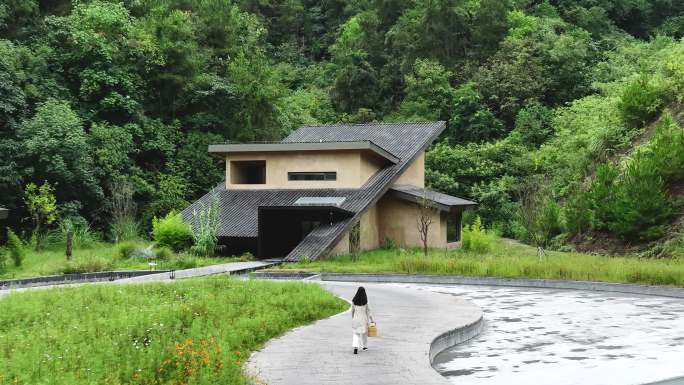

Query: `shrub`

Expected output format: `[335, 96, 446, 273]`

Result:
[190, 194, 219, 257]
[535, 200, 565, 246]
[171, 254, 199, 269]
[0, 248, 8, 273]
[154, 246, 173, 261]
[63, 256, 113, 274]
[381, 236, 397, 250]
[608, 158, 673, 241]
[152, 211, 193, 252]
[6, 228, 25, 267]
[117, 241, 144, 259]
[461, 217, 494, 254]
[110, 216, 140, 242]
[59, 218, 99, 249]
[239, 252, 255, 262]
[617, 75, 665, 128]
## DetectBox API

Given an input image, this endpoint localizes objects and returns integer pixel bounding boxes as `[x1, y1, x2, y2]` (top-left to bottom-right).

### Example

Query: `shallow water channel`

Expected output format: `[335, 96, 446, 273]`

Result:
[425, 284, 684, 385]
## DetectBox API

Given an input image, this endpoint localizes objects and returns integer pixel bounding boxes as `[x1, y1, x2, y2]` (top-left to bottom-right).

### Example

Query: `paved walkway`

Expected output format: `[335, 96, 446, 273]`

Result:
[117, 260, 274, 282]
[246, 281, 482, 385]
[0, 261, 275, 299]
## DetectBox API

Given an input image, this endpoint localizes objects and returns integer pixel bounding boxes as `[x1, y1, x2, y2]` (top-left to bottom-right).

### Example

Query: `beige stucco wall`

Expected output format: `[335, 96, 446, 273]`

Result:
[394, 152, 425, 187]
[330, 231, 350, 256]
[376, 195, 446, 249]
[327, 195, 447, 258]
[224, 150, 386, 189]
[359, 204, 380, 250]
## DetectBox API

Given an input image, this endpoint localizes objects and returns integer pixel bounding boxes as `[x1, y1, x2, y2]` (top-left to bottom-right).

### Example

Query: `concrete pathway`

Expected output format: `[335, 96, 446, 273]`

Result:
[246, 281, 483, 385]
[0, 261, 275, 299]
[117, 260, 275, 282]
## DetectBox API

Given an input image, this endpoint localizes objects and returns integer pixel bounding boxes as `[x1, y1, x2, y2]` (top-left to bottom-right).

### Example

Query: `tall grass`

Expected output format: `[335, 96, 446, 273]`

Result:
[0, 242, 240, 280]
[283, 238, 684, 287]
[0, 278, 347, 385]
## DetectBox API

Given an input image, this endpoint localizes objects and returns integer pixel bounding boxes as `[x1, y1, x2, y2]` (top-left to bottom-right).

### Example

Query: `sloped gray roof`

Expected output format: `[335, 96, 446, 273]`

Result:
[182, 121, 449, 261]
[390, 185, 477, 211]
[283, 122, 443, 161]
[182, 187, 358, 237]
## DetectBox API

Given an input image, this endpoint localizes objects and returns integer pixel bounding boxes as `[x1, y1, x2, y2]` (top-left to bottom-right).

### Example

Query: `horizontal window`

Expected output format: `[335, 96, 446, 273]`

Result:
[288, 172, 337, 181]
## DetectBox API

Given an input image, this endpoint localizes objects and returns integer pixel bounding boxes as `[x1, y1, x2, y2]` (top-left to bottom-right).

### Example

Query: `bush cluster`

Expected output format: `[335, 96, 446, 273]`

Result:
[462, 216, 494, 254]
[152, 211, 193, 252]
[6, 228, 25, 267]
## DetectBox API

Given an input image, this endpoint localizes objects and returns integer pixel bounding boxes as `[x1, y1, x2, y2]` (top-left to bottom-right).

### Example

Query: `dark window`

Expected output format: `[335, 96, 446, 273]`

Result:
[301, 220, 321, 236]
[231, 160, 266, 184]
[288, 172, 337, 181]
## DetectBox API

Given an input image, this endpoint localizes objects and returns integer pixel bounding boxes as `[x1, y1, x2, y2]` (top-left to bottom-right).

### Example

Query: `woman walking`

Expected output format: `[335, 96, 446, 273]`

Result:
[351, 287, 374, 354]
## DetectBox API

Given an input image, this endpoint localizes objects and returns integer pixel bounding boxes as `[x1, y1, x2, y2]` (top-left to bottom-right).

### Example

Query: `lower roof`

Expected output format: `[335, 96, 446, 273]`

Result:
[389, 185, 477, 212]
[182, 187, 360, 238]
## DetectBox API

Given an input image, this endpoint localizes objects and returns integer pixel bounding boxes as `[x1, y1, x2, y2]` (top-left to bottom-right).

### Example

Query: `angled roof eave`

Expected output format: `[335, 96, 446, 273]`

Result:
[388, 187, 478, 212]
[208, 141, 399, 164]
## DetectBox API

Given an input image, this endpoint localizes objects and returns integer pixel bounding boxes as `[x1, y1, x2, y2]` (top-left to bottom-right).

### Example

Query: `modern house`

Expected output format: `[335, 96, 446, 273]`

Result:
[182, 122, 476, 261]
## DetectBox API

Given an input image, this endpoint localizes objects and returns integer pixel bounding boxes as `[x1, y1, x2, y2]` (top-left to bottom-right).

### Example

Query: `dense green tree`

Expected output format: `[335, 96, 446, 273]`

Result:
[19, 99, 102, 208]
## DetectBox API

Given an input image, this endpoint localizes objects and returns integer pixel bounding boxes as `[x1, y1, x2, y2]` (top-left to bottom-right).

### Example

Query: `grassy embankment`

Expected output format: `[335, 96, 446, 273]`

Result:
[281, 238, 684, 287]
[0, 278, 347, 384]
[0, 242, 240, 280]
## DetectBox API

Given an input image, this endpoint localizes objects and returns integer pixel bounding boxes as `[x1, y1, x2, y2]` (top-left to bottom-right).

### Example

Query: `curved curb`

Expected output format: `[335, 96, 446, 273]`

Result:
[318, 273, 684, 298]
[429, 314, 484, 364]
[643, 376, 684, 385]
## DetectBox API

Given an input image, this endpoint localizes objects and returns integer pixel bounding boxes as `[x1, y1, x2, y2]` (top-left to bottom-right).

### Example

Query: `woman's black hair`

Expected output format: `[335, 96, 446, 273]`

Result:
[352, 287, 368, 306]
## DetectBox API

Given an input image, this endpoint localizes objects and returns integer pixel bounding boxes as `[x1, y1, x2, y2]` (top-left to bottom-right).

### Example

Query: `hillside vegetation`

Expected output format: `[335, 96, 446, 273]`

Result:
[0, 0, 683, 255]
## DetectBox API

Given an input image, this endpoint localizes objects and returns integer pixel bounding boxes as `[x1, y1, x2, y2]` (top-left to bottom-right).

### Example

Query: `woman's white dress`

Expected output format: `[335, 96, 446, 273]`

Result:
[352, 304, 372, 333]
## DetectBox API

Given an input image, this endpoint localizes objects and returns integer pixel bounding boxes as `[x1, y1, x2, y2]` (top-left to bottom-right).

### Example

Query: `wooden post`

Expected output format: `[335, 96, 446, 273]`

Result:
[65, 229, 73, 260]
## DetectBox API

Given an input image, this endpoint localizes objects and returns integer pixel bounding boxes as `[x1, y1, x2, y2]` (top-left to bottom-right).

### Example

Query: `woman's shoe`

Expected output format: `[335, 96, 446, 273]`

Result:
[353, 348, 358, 354]
[362, 347, 368, 351]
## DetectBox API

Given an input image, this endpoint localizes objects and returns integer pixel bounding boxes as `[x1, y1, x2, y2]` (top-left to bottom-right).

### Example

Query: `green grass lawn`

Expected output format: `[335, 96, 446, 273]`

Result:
[0, 242, 240, 280]
[281, 238, 684, 287]
[0, 277, 347, 385]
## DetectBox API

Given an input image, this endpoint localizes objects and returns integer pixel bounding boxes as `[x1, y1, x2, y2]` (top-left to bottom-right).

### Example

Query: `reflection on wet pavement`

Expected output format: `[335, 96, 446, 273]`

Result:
[421, 285, 684, 385]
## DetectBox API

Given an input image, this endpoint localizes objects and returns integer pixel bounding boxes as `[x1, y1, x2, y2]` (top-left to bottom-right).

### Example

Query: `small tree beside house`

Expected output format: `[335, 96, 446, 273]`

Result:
[416, 193, 438, 257]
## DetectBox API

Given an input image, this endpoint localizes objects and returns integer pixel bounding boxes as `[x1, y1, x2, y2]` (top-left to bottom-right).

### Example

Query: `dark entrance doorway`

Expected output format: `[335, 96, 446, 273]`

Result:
[257, 207, 352, 259]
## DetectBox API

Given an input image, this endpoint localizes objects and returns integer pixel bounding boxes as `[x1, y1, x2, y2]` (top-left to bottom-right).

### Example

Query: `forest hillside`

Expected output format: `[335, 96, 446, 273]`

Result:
[1, 0, 683, 255]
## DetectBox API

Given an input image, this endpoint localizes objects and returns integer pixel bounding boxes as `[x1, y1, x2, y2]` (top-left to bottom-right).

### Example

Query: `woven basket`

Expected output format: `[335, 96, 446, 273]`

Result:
[368, 322, 377, 337]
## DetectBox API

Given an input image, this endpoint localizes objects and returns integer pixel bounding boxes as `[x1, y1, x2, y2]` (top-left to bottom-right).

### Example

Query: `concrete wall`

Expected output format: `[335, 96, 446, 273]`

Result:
[359, 204, 380, 250]
[376, 195, 446, 249]
[224, 150, 386, 189]
[330, 231, 350, 256]
[394, 152, 424, 187]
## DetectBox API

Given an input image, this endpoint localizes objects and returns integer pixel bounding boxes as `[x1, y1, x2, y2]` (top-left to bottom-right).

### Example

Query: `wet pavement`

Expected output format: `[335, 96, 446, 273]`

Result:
[425, 285, 684, 385]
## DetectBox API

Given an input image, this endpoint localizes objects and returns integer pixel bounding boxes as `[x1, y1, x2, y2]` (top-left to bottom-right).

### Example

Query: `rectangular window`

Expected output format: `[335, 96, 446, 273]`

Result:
[288, 172, 337, 181]
[231, 160, 266, 184]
